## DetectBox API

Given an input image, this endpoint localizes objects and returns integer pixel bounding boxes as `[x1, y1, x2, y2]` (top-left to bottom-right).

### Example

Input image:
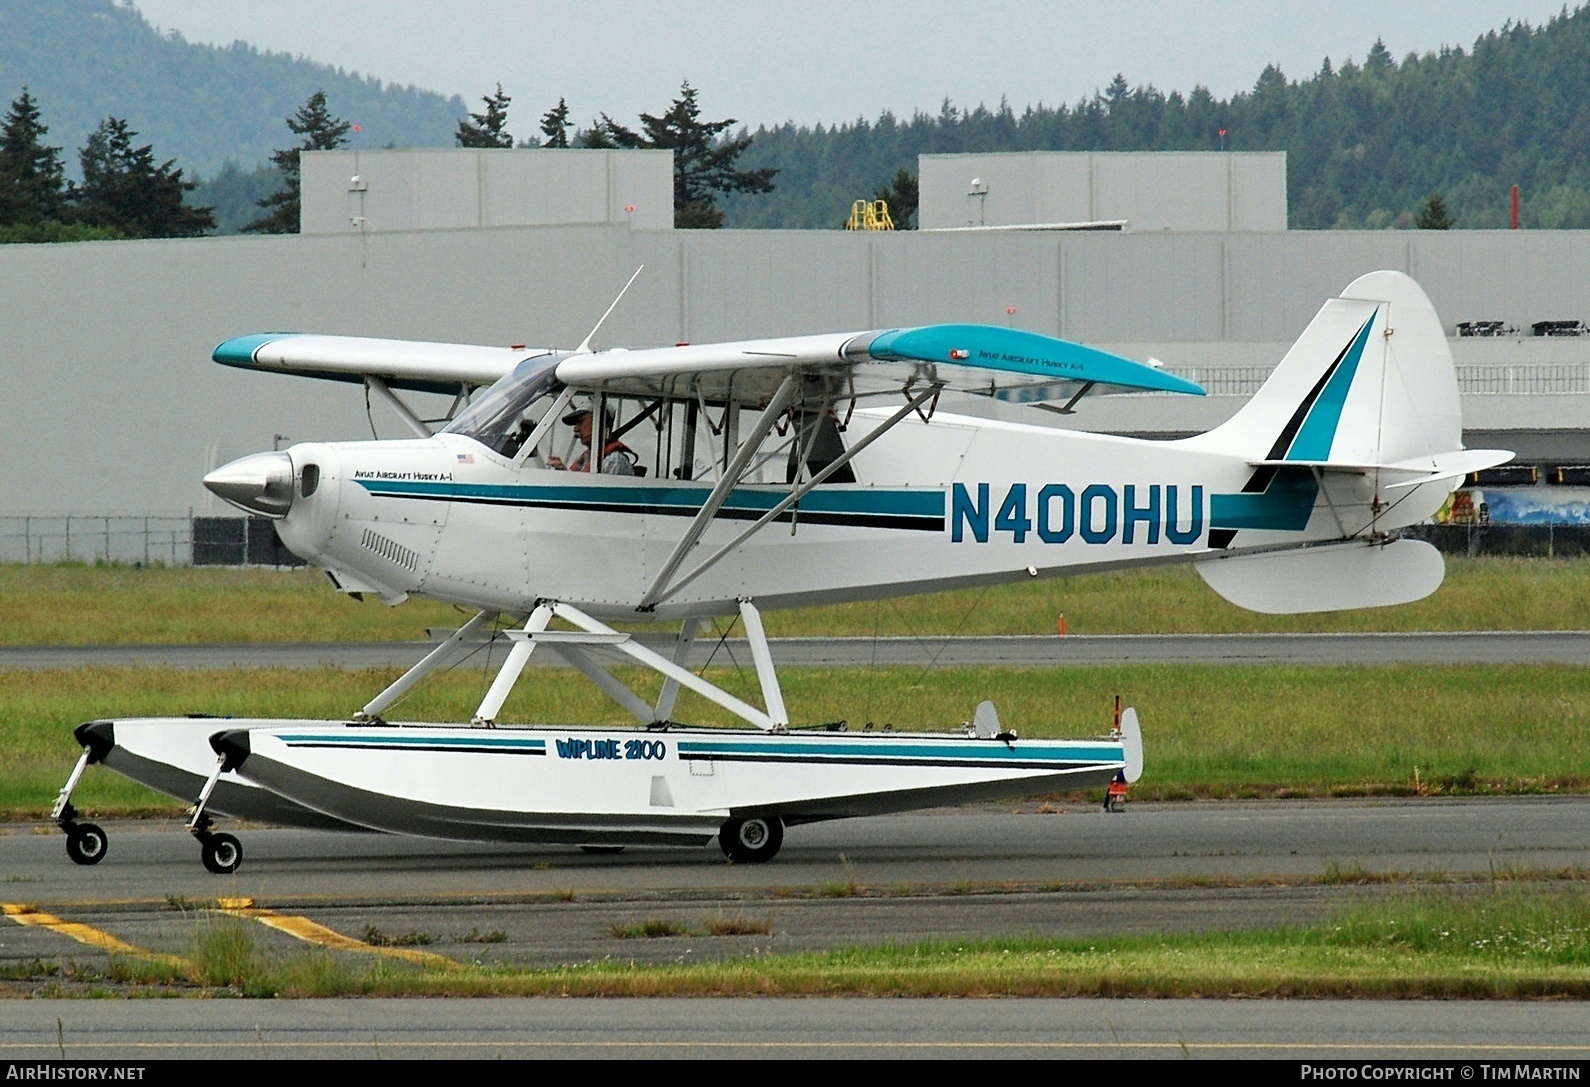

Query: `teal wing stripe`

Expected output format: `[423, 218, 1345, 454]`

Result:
[867, 325, 1204, 396]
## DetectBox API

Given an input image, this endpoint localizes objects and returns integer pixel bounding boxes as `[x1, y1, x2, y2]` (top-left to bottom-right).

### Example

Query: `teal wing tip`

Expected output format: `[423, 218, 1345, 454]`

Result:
[213, 333, 294, 366]
[1156, 370, 1206, 396]
[873, 324, 1206, 395]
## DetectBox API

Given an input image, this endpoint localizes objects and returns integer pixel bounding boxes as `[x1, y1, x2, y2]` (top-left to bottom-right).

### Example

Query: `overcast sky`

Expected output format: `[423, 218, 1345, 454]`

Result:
[131, 1, 1574, 132]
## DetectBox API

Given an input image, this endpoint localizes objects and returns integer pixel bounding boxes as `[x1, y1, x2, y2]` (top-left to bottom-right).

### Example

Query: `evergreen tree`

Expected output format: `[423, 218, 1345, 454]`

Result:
[871, 169, 919, 229]
[588, 82, 776, 228]
[245, 90, 351, 235]
[0, 89, 68, 226]
[457, 84, 513, 148]
[1416, 192, 1454, 229]
[73, 117, 213, 238]
[540, 98, 571, 148]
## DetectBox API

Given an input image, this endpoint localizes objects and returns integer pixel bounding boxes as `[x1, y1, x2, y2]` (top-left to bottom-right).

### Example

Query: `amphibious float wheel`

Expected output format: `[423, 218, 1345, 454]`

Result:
[718, 816, 783, 864]
[64, 823, 108, 866]
[199, 833, 243, 875]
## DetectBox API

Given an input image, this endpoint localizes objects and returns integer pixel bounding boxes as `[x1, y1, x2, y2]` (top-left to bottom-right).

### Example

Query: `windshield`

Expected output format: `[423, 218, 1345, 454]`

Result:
[442, 353, 562, 457]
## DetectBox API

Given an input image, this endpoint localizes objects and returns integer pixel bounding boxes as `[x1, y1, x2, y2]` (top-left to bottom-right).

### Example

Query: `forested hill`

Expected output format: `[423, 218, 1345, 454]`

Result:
[721, 6, 1590, 231]
[0, 0, 462, 178]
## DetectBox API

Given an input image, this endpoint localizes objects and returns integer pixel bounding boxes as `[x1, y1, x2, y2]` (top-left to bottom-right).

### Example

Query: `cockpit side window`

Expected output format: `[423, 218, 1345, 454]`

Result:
[442, 354, 562, 458]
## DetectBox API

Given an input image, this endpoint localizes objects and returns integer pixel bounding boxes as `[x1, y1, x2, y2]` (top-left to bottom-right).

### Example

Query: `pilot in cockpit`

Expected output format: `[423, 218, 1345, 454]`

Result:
[548, 407, 637, 475]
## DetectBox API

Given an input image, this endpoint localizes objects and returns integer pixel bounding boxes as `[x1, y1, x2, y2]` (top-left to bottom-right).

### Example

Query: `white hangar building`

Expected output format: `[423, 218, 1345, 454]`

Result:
[0, 147, 1585, 559]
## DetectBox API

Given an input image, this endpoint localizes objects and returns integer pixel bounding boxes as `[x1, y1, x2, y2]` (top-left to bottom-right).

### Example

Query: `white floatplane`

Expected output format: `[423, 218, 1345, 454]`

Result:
[53, 270, 1507, 873]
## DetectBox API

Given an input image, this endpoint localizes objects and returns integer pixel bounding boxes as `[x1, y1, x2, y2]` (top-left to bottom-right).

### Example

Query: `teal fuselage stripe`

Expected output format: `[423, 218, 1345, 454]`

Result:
[1209, 470, 1319, 531]
[356, 479, 946, 518]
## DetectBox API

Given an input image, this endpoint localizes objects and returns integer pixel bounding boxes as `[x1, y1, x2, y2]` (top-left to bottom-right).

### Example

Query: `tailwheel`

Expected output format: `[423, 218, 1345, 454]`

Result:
[64, 822, 108, 866]
[199, 832, 243, 875]
[718, 816, 783, 864]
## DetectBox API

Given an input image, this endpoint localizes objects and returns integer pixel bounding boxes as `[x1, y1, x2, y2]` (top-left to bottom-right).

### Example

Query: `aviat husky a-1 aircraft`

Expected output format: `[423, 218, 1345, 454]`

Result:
[53, 270, 1508, 873]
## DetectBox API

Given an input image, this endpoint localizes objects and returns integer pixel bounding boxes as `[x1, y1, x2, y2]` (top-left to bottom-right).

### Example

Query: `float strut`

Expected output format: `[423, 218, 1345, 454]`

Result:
[473, 603, 554, 725]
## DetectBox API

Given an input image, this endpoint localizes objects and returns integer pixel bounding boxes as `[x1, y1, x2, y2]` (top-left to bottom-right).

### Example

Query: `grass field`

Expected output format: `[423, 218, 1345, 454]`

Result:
[15, 884, 1587, 999]
[2, 662, 1583, 816]
[3, 556, 1589, 644]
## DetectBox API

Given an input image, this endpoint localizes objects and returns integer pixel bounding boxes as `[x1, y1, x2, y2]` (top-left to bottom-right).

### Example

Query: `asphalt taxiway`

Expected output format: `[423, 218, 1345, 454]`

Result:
[4, 630, 1589, 670]
[3, 798, 1584, 1056]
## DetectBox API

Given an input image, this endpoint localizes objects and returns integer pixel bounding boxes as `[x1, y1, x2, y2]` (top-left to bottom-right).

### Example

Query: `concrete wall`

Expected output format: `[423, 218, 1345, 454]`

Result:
[3, 223, 1588, 513]
[919, 152, 1288, 231]
[300, 149, 675, 234]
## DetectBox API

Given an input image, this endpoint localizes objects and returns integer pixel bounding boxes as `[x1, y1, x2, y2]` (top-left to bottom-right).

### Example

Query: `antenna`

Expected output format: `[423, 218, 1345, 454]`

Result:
[574, 265, 644, 355]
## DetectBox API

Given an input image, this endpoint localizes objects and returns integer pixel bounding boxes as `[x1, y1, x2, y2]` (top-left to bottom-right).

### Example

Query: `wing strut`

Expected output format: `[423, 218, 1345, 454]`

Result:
[365, 376, 432, 438]
[645, 381, 944, 608]
[637, 374, 802, 611]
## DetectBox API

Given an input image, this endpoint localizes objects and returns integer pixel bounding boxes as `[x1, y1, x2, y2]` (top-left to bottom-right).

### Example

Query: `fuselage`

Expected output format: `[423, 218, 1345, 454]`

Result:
[261, 408, 1450, 621]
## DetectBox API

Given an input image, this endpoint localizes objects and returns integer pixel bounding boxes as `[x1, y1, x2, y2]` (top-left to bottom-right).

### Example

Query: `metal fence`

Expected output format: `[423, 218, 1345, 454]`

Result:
[0, 514, 305, 566]
[0, 514, 193, 565]
[1132, 361, 1590, 398]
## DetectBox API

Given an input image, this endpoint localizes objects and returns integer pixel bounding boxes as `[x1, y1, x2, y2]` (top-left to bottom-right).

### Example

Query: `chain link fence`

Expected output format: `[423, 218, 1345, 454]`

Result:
[1125, 361, 1590, 398]
[0, 514, 302, 566]
[0, 514, 193, 565]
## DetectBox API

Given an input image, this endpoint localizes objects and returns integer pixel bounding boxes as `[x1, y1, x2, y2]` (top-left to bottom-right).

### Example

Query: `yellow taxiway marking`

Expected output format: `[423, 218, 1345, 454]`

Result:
[2, 903, 188, 967]
[215, 898, 462, 970]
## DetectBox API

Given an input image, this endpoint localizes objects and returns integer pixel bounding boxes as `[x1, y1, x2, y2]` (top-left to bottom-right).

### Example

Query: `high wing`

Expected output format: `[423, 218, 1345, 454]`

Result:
[214, 326, 1202, 407]
[213, 333, 549, 395]
[555, 324, 1204, 406]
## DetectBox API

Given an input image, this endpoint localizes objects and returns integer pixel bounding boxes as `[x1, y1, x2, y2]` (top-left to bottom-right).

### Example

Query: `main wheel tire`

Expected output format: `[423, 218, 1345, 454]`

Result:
[717, 816, 783, 864]
[200, 832, 242, 875]
[65, 823, 108, 866]
[579, 845, 626, 855]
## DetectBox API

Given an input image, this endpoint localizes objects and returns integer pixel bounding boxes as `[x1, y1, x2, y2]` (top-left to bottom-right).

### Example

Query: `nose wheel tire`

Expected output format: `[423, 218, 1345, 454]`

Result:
[64, 823, 108, 866]
[718, 816, 783, 864]
[199, 832, 243, 875]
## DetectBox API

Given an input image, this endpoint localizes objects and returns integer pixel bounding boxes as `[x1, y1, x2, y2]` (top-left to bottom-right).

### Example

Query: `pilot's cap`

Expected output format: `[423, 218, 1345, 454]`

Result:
[561, 407, 592, 425]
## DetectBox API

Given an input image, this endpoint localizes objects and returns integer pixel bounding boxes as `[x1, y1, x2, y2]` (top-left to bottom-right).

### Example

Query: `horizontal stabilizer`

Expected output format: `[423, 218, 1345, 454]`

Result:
[1248, 449, 1514, 484]
[1195, 538, 1444, 614]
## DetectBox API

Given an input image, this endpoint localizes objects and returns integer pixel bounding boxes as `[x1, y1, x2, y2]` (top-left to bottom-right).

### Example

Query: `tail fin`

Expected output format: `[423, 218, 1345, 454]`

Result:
[1193, 270, 1461, 467]
[1184, 272, 1511, 614]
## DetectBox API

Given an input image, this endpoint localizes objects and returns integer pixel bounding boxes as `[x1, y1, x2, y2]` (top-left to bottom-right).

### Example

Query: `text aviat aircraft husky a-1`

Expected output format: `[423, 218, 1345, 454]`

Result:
[52, 270, 1508, 873]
